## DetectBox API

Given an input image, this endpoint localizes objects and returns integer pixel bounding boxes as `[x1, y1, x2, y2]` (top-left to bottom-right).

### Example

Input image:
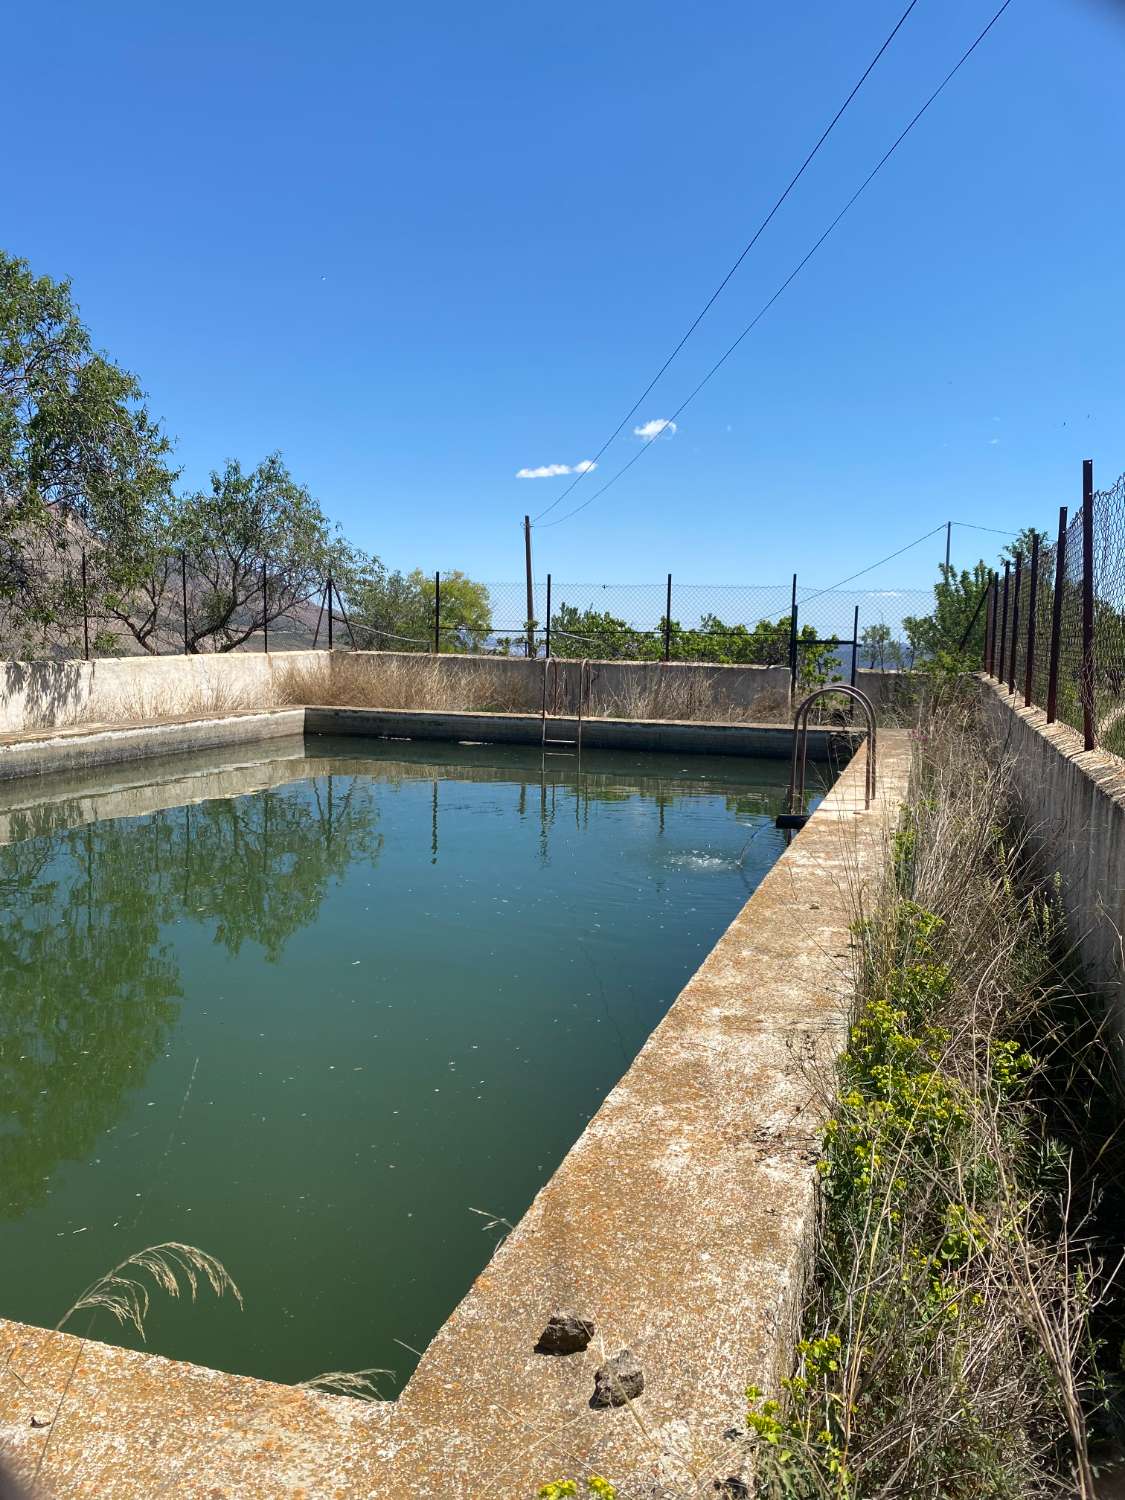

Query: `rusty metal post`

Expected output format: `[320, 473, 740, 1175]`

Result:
[262, 559, 268, 653]
[850, 605, 859, 687]
[1008, 552, 1022, 693]
[1023, 532, 1040, 706]
[545, 574, 552, 659]
[983, 574, 994, 671]
[788, 573, 798, 699]
[664, 574, 672, 662]
[986, 573, 997, 674]
[1046, 506, 1067, 723]
[433, 571, 440, 654]
[998, 562, 1010, 688]
[327, 574, 334, 651]
[1081, 459, 1095, 750]
[181, 550, 189, 655]
[81, 548, 90, 661]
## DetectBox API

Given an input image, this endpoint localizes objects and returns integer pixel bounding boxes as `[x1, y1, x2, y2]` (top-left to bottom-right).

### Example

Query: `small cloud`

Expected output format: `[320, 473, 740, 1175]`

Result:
[989, 438, 1000, 446]
[514, 459, 597, 479]
[633, 418, 677, 441]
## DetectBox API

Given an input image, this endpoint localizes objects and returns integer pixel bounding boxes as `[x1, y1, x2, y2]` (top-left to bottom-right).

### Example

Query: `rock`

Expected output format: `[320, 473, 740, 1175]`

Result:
[591, 1349, 644, 1407]
[535, 1312, 595, 1355]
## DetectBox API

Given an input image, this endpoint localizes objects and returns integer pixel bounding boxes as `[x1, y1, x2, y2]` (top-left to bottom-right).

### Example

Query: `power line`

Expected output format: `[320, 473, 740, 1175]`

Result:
[529, 0, 922, 525]
[952, 520, 1018, 535]
[798, 525, 946, 603]
[537, 0, 1014, 532]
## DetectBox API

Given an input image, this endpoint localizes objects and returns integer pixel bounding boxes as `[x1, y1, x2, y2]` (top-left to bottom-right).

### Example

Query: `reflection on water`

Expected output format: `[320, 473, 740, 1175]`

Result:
[0, 737, 826, 1386]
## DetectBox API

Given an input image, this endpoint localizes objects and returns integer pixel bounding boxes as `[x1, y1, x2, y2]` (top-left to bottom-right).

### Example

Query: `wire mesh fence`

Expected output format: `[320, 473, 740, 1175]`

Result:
[986, 461, 1125, 759]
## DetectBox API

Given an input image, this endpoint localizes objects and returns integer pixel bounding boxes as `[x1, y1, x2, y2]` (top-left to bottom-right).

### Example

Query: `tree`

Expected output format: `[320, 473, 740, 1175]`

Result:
[859, 623, 906, 671]
[903, 562, 992, 664]
[350, 567, 492, 653]
[0, 250, 176, 647]
[97, 454, 381, 653]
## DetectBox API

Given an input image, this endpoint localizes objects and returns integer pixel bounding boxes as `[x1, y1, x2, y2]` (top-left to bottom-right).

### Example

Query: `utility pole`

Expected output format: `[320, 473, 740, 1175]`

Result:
[945, 521, 952, 573]
[523, 514, 536, 658]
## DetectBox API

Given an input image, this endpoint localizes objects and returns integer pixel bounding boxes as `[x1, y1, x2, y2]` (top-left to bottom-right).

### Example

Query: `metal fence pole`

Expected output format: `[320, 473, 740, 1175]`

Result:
[986, 573, 997, 675]
[1008, 552, 1022, 694]
[81, 548, 90, 661]
[262, 559, 268, 654]
[664, 574, 672, 662]
[788, 573, 798, 699]
[998, 561, 1010, 687]
[181, 550, 189, 655]
[327, 573, 334, 651]
[1046, 506, 1067, 723]
[545, 573, 552, 659]
[433, 571, 440, 654]
[1023, 532, 1040, 706]
[850, 606, 859, 688]
[1081, 458, 1095, 750]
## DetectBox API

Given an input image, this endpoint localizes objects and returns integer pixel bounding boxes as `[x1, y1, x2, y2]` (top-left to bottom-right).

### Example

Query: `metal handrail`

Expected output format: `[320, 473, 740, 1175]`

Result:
[787, 685, 877, 819]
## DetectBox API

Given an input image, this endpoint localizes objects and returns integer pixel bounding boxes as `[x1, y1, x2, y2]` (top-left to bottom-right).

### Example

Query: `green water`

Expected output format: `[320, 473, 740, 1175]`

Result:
[0, 735, 825, 1390]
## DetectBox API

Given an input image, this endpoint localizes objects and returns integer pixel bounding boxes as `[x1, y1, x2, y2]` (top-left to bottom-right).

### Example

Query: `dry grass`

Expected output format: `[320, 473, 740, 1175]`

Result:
[278, 653, 540, 714]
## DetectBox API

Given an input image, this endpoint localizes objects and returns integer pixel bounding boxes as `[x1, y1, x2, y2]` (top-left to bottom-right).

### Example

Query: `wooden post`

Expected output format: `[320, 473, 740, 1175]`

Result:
[1008, 552, 1022, 694]
[1023, 532, 1040, 706]
[523, 515, 535, 658]
[1081, 459, 1095, 750]
[945, 520, 951, 572]
[1046, 506, 1067, 723]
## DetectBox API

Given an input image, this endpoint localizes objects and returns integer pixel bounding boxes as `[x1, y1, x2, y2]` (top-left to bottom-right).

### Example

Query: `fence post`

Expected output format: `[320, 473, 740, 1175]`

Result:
[788, 573, 798, 700]
[850, 606, 859, 688]
[262, 559, 268, 654]
[1007, 552, 1022, 694]
[327, 573, 334, 651]
[664, 574, 672, 662]
[983, 574, 994, 672]
[1081, 458, 1095, 751]
[81, 548, 90, 661]
[998, 561, 1010, 688]
[181, 550, 189, 655]
[1046, 506, 1067, 723]
[545, 574, 552, 659]
[1023, 532, 1040, 706]
[433, 571, 440, 654]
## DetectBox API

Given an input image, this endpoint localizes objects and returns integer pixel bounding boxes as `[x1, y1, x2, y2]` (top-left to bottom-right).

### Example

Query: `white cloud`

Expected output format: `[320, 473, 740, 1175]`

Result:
[515, 459, 597, 479]
[633, 418, 677, 441]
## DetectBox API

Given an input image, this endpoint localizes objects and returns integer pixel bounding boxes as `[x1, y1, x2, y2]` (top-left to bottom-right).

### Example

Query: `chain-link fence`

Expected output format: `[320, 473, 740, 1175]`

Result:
[1, 535, 942, 677]
[986, 461, 1125, 759]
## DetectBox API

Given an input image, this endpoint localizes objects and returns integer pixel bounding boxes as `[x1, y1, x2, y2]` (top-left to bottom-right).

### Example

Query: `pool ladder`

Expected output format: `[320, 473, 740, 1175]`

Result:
[541, 658, 592, 766]
[776, 685, 876, 832]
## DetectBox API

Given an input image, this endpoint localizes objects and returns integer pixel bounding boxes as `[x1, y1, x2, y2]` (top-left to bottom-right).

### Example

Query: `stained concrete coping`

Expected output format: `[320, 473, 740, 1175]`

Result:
[0, 723, 912, 1498]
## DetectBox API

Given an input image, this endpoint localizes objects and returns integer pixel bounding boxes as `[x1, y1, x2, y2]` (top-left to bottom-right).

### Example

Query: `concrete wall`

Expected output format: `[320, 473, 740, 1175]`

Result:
[980, 677, 1125, 1039]
[0, 647, 924, 737]
[0, 651, 330, 735]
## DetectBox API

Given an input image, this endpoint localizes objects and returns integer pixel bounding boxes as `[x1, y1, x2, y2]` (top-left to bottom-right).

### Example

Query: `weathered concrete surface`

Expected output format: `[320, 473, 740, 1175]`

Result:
[0, 731, 911, 1498]
[0, 708, 305, 782]
[980, 676, 1125, 1041]
[307, 704, 857, 760]
[0, 652, 329, 735]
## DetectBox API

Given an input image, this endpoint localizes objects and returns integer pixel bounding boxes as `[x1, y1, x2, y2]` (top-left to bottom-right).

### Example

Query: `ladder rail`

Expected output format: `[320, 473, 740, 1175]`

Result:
[782, 685, 877, 828]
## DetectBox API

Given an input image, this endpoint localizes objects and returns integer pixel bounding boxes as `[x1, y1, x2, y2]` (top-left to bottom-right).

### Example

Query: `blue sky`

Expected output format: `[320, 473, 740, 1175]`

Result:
[6, 0, 1124, 593]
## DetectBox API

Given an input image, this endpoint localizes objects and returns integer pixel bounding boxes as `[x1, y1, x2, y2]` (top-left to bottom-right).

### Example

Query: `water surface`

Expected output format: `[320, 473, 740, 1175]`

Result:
[0, 736, 825, 1387]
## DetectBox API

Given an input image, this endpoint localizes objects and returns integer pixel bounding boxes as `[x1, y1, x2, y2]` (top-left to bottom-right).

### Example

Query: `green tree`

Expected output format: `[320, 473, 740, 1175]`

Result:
[351, 567, 492, 653]
[0, 250, 176, 648]
[859, 622, 906, 670]
[903, 562, 993, 664]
